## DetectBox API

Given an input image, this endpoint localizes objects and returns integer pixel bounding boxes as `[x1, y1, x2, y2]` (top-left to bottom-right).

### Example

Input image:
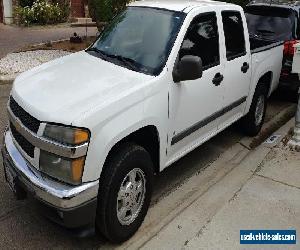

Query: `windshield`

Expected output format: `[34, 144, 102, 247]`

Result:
[245, 6, 296, 41]
[88, 7, 185, 75]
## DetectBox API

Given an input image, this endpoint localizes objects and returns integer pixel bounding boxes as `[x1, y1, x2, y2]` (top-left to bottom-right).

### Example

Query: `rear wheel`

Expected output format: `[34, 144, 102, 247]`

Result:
[240, 84, 267, 136]
[95, 143, 154, 243]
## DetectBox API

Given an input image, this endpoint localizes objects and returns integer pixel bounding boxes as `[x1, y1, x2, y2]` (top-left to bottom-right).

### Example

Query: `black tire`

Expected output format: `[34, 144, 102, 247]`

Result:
[240, 83, 268, 136]
[95, 143, 154, 243]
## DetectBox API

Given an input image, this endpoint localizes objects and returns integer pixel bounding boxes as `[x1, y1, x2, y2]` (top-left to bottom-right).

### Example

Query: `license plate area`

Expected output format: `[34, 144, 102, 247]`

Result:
[4, 161, 17, 193]
[3, 159, 27, 200]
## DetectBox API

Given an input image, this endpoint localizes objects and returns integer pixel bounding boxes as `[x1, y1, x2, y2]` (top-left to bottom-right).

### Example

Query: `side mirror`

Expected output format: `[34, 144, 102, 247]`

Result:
[173, 55, 203, 83]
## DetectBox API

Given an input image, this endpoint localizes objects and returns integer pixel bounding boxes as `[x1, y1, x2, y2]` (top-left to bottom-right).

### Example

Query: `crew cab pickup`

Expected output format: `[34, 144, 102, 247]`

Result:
[1, 0, 283, 243]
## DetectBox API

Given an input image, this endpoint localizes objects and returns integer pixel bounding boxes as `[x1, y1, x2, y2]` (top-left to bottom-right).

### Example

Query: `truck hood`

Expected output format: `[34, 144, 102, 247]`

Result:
[11, 51, 154, 125]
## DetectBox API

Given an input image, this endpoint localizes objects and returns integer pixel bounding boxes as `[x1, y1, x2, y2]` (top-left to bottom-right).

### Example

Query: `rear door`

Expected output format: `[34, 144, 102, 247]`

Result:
[220, 10, 251, 129]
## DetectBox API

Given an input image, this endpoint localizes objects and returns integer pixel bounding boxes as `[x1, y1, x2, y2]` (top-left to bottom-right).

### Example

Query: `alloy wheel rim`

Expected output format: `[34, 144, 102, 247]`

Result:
[116, 168, 146, 225]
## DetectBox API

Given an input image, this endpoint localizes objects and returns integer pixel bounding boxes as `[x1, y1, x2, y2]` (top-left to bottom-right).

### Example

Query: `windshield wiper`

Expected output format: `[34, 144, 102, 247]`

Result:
[105, 54, 142, 72]
[86, 47, 109, 60]
[87, 49, 146, 73]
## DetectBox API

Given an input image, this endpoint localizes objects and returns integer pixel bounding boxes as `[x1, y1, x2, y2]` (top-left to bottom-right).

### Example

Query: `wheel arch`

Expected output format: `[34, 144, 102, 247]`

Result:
[244, 71, 273, 115]
[102, 125, 161, 177]
[258, 71, 273, 97]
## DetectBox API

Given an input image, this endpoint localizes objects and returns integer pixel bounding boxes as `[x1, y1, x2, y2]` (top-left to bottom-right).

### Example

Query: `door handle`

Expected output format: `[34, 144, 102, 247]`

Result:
[212, 73, 224, 86]
[241, 62, 249, 73]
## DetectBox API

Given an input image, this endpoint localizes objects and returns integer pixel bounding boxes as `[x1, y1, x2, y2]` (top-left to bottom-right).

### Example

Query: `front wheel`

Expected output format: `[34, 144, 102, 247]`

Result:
[240, 84, 267, 136]
[95, 143, 154, 243]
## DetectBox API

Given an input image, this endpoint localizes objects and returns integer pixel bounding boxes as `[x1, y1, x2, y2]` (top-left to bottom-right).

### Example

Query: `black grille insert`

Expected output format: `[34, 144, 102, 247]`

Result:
[9, 97, 40, 133]
[10, 122, 34, 158]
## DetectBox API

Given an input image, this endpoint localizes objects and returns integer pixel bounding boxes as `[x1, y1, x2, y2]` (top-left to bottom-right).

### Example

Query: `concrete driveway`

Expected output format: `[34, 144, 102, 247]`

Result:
[0, 24, 98, 58]
[0, 82, 297, 249]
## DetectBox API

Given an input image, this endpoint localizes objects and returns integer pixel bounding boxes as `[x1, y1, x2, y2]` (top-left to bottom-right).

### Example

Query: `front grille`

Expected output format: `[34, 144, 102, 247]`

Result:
[10, 122, 34, 158]
[9, 97, 40, 133]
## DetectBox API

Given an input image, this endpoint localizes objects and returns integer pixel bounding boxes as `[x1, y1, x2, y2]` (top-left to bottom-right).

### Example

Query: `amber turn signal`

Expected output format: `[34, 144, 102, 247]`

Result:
[74, 129, 90, 144]
[71, 157, 86, 183]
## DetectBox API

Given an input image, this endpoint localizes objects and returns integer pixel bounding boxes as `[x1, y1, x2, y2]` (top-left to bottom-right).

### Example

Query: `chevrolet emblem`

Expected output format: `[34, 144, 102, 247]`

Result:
[15, 122, 21, 132]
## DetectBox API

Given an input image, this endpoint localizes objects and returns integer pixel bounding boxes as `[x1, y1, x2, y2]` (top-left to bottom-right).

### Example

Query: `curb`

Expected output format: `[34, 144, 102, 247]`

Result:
[70, 22, 97, 27]
[0, 74, 18, 85]
[0, 79, 14, 85]
[240, 104, 297, 149]
[14, 38, 70, 53]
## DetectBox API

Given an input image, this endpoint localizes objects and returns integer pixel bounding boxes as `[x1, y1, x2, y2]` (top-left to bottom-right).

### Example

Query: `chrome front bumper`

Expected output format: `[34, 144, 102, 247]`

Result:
[1, 130, 99, 209]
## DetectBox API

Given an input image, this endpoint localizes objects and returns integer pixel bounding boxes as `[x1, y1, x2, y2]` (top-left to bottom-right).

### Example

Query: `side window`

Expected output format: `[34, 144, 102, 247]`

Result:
[180, 12, 220, 70]
[222, 11, 246, 60]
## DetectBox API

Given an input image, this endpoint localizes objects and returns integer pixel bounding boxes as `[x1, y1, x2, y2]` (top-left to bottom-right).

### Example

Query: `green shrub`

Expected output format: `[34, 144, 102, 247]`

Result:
[18, 0, 34, 7]
[32, 0, 61, 24]
[14, 0, 69, 25]
[52, 0, 70, 22]
[14, 6, 35, 24]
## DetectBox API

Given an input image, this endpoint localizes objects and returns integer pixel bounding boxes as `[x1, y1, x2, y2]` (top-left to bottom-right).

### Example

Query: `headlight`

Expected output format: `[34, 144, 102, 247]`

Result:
[43, 124, 90, 145]
[40, 150, 85, 185]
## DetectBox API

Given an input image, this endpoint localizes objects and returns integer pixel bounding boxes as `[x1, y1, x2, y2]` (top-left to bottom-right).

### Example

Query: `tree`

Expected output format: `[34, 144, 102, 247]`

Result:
[88, 0, 130, 28]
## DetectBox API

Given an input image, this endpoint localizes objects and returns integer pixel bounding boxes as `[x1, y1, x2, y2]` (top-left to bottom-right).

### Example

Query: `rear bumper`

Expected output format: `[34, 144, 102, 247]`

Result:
[1, 129, 99, 228]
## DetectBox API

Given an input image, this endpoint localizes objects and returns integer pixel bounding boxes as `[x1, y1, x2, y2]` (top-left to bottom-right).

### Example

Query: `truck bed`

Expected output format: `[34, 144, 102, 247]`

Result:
[250, 39, 284, 96]
[250, 36, 283, 54]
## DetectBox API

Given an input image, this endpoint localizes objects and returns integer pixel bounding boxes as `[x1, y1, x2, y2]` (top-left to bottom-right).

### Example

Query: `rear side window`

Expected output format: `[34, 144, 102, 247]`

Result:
[222, 11, 246, 60]
[179, 12, 220, 69]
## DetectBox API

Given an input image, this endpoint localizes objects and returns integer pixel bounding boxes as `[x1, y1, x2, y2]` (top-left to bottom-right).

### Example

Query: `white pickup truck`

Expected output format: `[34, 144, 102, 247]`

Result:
[1, 0, 284, 243]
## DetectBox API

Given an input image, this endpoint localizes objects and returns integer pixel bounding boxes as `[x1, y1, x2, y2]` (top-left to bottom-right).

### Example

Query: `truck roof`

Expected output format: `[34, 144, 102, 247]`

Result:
[130, 0, 236, 12]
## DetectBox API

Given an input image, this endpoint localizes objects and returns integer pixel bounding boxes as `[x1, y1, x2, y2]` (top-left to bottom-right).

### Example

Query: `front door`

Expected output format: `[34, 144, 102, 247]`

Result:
[169, 11, 225, 160]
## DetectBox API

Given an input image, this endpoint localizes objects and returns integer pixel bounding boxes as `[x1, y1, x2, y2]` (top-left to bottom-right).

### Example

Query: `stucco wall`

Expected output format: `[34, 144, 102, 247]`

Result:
[3, 0, 13, 24]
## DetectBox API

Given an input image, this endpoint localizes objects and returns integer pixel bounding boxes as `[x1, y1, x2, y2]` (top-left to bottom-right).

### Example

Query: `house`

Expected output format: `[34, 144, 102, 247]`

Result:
[0, 0, 87, 24]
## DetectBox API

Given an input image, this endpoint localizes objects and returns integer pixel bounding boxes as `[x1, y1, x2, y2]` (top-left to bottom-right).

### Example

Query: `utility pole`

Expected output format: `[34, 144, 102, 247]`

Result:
[289, 90, 300, 146]
[289, 43, 300, 147]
